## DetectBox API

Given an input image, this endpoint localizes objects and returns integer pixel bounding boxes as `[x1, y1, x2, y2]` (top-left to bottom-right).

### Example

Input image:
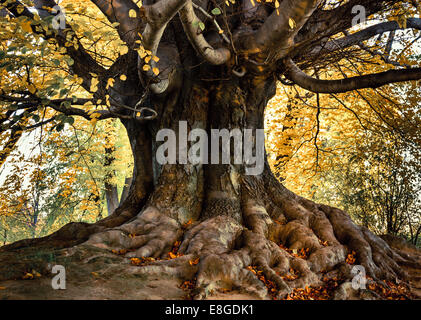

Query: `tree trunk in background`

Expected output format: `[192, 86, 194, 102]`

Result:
[105, 183, 119, 216]
[120, 176, 133, 204]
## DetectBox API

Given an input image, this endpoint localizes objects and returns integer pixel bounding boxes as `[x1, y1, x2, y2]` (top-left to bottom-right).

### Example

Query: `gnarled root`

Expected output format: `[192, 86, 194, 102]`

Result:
[1, 173, 419, 300]
[99, 173, 420, 300]
[85, 206, 182, 259]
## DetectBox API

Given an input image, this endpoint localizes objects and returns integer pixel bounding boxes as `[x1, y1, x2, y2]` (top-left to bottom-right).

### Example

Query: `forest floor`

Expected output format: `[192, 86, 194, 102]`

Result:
[0, 236, 419, 300]
[0, 244, 257, 300]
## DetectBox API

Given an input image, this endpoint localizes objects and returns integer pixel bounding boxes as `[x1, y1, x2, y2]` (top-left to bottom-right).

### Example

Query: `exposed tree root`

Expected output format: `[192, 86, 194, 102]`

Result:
[85, 206, 182, 259]
[71, 173, 420, 300]
[0, 168, 419, 300]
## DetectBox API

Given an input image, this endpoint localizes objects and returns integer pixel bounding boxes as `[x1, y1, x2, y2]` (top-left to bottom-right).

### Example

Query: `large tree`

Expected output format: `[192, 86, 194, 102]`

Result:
[0, 0, 420, 299]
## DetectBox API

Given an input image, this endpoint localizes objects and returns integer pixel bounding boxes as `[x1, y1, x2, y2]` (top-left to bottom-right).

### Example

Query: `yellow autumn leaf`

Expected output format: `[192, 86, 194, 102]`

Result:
[21, 20, 32, 33]
[143, 64, 150, 71]
[17, 5, 24, 14]
[32, 270, 41, 278]
[137, 47, 147, 58]
[22, 273, 34, 280]
[289, 18, 296, 29]
[129, 9, 137, 18]
[90, 77, 99, 92]
[90, 112, 102, 119]
[119, 45, 129, 55]
[106, 78, 115, 89]
[152, 67, 159, 75]
[28, 84, 36, 94]
[120, 74, 127, 81]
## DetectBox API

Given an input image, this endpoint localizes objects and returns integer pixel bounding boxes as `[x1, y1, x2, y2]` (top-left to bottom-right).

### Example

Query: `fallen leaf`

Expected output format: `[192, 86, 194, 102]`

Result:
[22, 273, 34, 280]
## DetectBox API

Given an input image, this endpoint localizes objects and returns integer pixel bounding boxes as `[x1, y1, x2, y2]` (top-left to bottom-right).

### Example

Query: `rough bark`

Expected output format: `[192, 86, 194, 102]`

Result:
[1, 73, 419, 300]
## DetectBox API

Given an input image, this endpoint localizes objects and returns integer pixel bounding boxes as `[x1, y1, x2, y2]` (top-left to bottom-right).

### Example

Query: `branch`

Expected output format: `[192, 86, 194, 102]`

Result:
[90, 0, 142, 45]
[1, 0, 105, 90]
[250, 0, 322, 61]
[284, 59, 421, 94]
[179, 1, 230, 65]
[296, 0, 401, 46]
[307, 18, 421, 57]
[143, 0, 187, 53]
[0, 94, 111, 120]
[355, 38, 410, 68]
[0, 94, 156, 123]
[0, 126, 24, 168]
[191, 2, 230, 44]
[47, 101, 113, 120]
[137, 0, 187, 94]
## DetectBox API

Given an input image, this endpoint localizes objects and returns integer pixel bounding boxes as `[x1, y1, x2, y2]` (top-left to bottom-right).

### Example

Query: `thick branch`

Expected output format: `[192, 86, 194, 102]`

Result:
[137, 0, 187, 94]
[90, 0, 142, 45]
[251, 0, 322, 60]
[143, 0, 187, 53]
[179, 1, 230, 65]
[291, 0, 405, 67]
[284, 59, 421, 93]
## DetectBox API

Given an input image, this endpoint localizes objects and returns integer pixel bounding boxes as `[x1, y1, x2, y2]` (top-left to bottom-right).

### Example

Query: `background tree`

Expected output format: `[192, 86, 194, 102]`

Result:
[0, 0, 420, 299]
[266, 58, 421, 247]
[0, 116, 133, 243]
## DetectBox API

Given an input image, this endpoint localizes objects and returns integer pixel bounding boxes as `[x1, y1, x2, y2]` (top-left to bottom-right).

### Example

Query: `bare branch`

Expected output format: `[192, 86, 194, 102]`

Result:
[307, 18, 421, 58]
[284, 59, 421, 94]
[296, 0, 401, 45]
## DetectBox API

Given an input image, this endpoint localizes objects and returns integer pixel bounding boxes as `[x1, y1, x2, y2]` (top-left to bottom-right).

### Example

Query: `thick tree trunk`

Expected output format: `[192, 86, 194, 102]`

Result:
[0, 74, 420, 300]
